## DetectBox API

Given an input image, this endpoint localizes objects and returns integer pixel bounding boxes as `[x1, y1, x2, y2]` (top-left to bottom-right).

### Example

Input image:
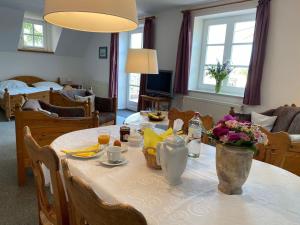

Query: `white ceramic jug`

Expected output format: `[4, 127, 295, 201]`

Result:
[156, 135, 188, 185]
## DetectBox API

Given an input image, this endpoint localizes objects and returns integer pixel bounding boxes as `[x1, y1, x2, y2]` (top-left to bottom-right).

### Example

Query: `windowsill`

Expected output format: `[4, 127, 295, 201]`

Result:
[188, 89, 244, 98]
[18, 49, 54, 54]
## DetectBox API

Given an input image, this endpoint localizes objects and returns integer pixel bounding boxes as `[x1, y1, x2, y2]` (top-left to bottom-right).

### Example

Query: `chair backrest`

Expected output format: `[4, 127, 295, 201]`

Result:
[23, 126, 69, 225]
[168, 108, 195, 134]
[61, 159, 147, 225]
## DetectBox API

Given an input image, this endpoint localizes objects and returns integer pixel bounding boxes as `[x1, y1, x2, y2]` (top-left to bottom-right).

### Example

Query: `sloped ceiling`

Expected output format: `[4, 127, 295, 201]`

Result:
[55, 30, 93, 57]
[0, 7, 24, 51]
[0, 0, 218, 56]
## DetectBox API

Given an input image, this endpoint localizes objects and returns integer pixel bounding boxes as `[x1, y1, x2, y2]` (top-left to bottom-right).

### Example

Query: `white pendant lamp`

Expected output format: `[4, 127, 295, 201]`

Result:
[44, 0, 138, 33]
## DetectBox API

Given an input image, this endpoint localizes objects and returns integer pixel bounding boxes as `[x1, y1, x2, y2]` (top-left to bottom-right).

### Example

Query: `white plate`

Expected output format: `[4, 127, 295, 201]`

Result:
[70, 151, 103, 159]
[99, 156, 128, 167]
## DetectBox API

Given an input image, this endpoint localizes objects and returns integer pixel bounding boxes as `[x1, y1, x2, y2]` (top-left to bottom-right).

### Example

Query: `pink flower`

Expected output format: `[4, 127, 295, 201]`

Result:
[239, 132, 251, 142]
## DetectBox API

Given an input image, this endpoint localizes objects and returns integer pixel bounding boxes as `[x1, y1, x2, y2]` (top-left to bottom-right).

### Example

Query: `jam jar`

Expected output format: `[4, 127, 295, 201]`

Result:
[120, 126, 130, 142]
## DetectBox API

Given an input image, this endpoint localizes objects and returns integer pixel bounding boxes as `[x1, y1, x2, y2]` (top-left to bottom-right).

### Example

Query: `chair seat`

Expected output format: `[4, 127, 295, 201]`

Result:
[100, 112, 115, 124]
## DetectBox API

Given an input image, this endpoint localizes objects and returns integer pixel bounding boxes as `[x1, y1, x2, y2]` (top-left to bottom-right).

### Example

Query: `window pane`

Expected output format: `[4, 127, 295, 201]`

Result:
[23, 34, 33, 46]
[130, 33, 143, 49]
[34, 36, 44, 47]
[34, 24, 43, 36]
[233, 21, 255, 43]
[203, 68, 216, 85]
[227, 67, 248, 88]
[207, 24, 227, 44]
[129, 86, 140, 103]
[205, 46, 224, 65]
[231, 44, 252, 66]
[23, 22, 33, 34]
[129, 73, 141, 86]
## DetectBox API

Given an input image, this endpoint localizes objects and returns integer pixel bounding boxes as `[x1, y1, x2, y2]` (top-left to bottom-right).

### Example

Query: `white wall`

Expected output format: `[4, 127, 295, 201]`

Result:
[83, 34, 111, 97]
[0, 51, 85, 83]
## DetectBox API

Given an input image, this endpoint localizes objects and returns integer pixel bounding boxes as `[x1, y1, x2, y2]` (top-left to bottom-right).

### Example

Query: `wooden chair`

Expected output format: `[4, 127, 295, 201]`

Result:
[61, 159, 148, 225]
[24, 126, 69, 225]
[168, 108, 214, 144]
[15, 103, 99, 186]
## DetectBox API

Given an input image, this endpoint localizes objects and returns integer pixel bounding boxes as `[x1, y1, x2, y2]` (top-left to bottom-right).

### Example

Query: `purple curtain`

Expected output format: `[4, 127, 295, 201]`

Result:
[174, 11, 192, 95]
[108, 33, 119, 98]
[243, 0, 271, 105]
[137, 17, 155, 111]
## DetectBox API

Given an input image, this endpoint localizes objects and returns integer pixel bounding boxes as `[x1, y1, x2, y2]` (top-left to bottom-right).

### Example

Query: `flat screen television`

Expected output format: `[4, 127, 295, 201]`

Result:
[146, 70, 173, 96]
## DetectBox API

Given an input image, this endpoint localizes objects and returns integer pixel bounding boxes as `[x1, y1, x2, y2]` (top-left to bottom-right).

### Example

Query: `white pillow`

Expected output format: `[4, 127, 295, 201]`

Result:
[75, 94, 95, 113]
[251, 112, 277, 131]
[0, 80, 28, 90]
[33, 82, 63, 91]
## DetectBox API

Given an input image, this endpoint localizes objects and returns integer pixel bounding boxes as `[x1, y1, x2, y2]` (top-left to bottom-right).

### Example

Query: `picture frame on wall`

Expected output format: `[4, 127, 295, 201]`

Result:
[99, 47, 108, 59]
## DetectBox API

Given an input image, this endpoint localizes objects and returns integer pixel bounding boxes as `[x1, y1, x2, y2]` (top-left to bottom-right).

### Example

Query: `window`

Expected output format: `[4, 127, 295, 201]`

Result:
[127, 27, 143, 111]
[20, 19, 47, 50]
[196, 13, 256, 96]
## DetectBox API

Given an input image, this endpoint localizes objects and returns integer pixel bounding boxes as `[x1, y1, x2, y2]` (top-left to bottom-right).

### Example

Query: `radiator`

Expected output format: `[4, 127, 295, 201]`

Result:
[182, 96, 243, 122]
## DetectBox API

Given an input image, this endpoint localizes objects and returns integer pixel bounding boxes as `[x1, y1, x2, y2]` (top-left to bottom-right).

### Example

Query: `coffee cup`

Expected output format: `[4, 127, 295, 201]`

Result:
[107, 146, 122, 163]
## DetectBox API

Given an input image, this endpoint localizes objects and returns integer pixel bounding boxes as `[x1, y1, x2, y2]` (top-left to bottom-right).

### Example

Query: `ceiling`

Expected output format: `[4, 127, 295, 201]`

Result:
[0, 0, 218, 15]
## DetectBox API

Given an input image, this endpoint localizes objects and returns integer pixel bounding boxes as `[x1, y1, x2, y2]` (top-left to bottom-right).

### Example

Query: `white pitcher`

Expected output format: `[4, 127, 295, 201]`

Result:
[156, 135, 188, 186]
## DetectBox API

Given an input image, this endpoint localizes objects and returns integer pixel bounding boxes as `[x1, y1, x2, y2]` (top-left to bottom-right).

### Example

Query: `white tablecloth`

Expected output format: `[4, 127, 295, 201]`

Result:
[50, 126, 300, 225]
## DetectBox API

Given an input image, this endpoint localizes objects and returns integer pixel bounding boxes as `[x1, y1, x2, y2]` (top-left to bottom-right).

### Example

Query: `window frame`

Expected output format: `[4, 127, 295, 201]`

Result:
[197, 13, 256, 96]
[20, 18, 48, 51]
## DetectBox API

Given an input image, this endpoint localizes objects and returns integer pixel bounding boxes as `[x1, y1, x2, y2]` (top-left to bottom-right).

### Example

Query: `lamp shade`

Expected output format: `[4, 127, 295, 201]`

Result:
[44, 0, 138, 33]
[126, 49, 158, 74]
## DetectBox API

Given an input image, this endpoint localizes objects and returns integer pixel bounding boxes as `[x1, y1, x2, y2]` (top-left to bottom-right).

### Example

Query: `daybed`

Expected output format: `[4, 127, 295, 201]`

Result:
[50, 88, 117, 125]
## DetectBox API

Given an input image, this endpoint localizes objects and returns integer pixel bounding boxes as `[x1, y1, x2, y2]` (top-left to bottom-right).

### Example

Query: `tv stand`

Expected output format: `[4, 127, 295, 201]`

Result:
[140, 95, 172, 111]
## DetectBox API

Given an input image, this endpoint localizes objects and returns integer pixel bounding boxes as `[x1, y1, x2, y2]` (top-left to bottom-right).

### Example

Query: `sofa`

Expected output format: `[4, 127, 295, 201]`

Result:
[50, 88, 117, 125]
[15, 99, 99, 186]
[230, 105, 300, 176]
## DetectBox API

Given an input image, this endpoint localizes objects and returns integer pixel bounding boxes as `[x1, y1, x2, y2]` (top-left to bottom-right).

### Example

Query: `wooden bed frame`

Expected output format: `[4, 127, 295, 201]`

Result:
[0, 76, 60, 120]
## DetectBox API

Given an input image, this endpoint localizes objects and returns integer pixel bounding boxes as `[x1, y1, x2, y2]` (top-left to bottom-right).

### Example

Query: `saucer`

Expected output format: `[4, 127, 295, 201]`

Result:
[99, 155, 128, 167]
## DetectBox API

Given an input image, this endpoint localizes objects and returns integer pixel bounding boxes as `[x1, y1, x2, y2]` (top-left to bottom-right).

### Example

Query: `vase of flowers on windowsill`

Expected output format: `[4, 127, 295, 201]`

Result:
[207, 61, 232, 93]
[208, 115, 267, 195]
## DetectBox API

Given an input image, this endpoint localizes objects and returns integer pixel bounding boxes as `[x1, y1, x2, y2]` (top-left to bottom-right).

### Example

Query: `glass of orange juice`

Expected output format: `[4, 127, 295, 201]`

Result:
[98, 130, 111, 149]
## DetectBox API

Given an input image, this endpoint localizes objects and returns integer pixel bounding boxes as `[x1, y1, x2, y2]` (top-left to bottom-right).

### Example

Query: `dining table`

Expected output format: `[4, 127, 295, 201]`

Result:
[50, 125, 300, 225]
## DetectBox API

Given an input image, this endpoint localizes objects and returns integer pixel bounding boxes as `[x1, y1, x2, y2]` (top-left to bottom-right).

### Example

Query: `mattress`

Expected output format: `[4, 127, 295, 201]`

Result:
[0, 86, 62, 99]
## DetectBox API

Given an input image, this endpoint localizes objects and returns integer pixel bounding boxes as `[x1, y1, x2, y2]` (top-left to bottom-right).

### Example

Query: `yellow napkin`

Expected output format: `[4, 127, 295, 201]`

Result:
[144, 128, 173, 155]
[62, 143, 100, 155]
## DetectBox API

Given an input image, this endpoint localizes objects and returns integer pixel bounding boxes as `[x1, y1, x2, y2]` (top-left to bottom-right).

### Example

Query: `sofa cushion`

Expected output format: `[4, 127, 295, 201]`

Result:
[251, 112, 277, 131]
[39, 101, 85, 117]
[288, 113, 300, 134]
[271, 106, 300, 132]
[22, 99, 41, 111]
[99, 112, 115, 124]
[61, 89, 93, 100]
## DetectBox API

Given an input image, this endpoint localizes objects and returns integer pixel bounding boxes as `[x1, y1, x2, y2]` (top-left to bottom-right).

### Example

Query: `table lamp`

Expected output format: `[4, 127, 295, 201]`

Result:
[126, 49, 159, 74]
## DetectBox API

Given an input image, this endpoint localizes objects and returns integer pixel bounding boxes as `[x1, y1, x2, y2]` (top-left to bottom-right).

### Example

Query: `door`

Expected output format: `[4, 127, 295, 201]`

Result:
[126, 27, 143, 111]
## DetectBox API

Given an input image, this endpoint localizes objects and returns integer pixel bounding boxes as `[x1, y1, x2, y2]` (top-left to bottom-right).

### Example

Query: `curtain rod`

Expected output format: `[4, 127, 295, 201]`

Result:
[138, 16, 156, 21]
[182, 0, 255, 13]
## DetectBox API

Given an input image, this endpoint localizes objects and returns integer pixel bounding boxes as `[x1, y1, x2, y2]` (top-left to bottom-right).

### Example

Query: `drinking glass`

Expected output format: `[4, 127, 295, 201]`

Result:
[98, 130, 111, 149]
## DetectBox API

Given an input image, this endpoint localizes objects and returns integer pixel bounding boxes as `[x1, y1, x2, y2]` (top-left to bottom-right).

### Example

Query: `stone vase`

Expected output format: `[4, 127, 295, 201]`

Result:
[216, 144, 254, 195]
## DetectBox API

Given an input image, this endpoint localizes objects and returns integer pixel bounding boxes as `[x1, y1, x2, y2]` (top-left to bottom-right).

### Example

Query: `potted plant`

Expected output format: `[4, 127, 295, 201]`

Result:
[207, 61, 232, 93]
[208, 115, 267, 195]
